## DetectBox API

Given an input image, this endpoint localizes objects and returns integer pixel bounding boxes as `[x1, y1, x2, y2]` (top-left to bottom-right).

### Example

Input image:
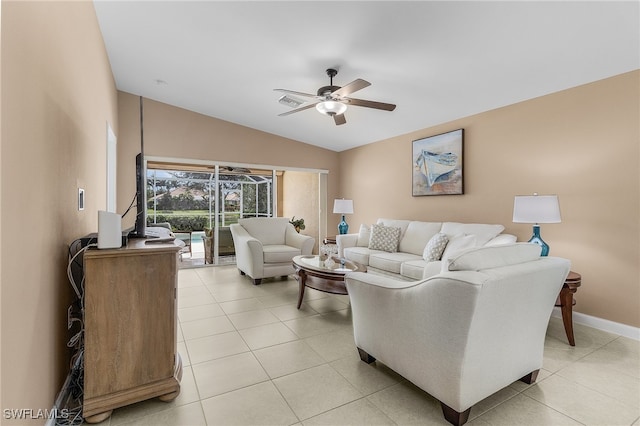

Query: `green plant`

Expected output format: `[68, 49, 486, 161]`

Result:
[289, 216, 305, 231]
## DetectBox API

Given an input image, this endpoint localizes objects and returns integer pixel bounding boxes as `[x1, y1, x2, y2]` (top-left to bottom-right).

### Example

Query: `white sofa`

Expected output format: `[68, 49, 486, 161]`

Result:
[336, 218, 516, 280]
[345, 243, 571, 425]
[230, 217, 315, 285]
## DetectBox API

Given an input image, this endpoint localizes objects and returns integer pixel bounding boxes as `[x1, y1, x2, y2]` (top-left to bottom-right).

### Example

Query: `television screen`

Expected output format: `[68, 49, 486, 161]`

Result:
[129, 152, 146, 238]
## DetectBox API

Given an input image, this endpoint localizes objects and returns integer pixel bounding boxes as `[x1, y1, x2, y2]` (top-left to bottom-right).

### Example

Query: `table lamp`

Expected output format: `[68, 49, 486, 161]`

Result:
[513, 193, 561, 256]
[333, 199, 354, 235]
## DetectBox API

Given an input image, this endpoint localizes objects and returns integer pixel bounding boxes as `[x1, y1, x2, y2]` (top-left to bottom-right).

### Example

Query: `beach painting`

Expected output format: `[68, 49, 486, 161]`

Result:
[412, 129, 464, 196]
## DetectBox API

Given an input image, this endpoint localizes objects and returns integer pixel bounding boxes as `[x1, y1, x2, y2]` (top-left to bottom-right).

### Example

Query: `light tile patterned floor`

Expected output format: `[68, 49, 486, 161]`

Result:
[98, 266, 640, 426]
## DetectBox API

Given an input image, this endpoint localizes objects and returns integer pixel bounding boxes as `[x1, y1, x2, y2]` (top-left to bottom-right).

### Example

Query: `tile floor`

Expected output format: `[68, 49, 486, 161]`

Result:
[100, 266, 640, 426]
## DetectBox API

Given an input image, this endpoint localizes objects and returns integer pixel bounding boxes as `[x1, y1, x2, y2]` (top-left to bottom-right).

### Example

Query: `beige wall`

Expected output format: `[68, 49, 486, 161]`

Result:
[1, 1, 117, 420]
[282, 171, 320, 251]
[339, 71, 640, 328]
[116, 92, 340, 232]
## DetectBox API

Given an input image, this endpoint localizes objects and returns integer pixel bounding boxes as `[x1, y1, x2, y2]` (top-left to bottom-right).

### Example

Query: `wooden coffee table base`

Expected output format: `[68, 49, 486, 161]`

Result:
[295, 268, 348, 309]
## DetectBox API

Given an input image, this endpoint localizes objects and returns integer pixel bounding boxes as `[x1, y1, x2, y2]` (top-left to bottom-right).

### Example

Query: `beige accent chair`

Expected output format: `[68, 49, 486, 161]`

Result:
[345, 243, 570, 426]
[230, 217, 315, 285]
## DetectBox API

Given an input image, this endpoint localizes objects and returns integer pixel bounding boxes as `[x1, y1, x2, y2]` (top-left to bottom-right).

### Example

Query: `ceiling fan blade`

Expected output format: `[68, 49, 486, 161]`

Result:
[346, 97, 396, 111]
[273, 88, 319, 99]
[331, 79, 371, 97]
[334, 114, 346, 126]
[278, 102, 319, 117]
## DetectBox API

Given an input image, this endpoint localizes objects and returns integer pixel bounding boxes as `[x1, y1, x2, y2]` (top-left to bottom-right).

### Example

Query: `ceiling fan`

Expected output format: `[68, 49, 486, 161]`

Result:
[274, 68, 396, 126]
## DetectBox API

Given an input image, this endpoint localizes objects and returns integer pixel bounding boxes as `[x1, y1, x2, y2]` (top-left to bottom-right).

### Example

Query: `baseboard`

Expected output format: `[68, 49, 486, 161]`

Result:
[552, 307, 640, 341]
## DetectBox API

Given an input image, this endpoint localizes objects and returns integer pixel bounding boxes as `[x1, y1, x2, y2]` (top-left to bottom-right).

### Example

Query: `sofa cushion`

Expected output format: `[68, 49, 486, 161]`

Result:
[263, 244, 301, 263]
[376, 219, 411, 239]
[370, 252, 423, 274]
[441, 222, 505, 246]
[445, 243, 542, 271]
[400, 259, 427, 280]
[344, 246, 379, 266]
[369, 224, 402, 252]
[423, 232, 449, 261]
[441, 234, 477, 263]
[357, 224, 371, 247]
[484, 234, 517, 246]
[399, 221, 443, 255]
[239, 217, 289, 245]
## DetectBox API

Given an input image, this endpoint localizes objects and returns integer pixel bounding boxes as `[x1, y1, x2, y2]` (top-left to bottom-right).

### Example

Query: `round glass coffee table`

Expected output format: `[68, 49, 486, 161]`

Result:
[292, 255, 366, 309]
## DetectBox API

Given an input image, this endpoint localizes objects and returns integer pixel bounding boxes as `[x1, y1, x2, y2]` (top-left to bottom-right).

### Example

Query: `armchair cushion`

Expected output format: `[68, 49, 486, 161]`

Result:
[238, 217, 289, 245]
[263, 244, 301, 263]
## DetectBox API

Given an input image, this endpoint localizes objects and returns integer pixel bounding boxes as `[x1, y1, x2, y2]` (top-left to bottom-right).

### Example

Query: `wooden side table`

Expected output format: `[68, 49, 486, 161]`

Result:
[556, 271, 582, 346]
[323, 236, 337, 244]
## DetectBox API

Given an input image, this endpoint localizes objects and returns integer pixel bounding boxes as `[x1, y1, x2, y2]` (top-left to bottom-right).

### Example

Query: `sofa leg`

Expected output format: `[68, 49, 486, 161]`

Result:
[357, 348, 376, 364]
[252, 278, 262, 285]
[239, 270, 245, 276]
[440, 402, 471, 426]
[519, 369, 539, 384]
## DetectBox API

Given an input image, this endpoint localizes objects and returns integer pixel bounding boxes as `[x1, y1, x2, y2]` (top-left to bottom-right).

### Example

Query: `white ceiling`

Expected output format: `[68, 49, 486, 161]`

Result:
[93, 1, 639, 152]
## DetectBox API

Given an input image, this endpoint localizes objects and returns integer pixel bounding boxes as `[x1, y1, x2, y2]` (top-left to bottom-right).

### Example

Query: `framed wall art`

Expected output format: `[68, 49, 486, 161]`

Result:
[412, 129, 464, 196]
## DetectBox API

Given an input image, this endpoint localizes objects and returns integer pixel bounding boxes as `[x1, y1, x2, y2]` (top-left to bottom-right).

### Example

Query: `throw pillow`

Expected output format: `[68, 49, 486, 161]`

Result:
[368, 224, 401, 253]
[423, 233, 449, 261]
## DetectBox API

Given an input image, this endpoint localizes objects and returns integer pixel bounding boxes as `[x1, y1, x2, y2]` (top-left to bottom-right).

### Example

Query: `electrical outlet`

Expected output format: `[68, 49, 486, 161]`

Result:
[78, 188, 85, 210]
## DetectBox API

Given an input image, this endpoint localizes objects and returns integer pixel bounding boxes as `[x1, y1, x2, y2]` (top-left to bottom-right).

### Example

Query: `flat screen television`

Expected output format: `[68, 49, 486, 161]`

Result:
[128, 152, 146, 239]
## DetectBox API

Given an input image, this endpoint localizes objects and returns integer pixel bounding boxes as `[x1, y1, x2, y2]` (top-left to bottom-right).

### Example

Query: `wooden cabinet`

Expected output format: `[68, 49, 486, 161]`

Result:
[82, 240, 182, 423]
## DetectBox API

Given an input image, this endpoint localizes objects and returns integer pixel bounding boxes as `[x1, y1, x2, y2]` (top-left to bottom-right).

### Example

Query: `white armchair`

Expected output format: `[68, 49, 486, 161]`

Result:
[345, 243, 570, 426]
[230, 217, 315, 285]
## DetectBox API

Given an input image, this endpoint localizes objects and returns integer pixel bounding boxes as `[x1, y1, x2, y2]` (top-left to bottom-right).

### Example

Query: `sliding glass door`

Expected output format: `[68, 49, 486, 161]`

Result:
[146, 164, 274, 266]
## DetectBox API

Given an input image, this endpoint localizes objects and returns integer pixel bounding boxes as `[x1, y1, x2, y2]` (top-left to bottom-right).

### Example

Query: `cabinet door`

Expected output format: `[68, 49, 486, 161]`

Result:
[84, 250, 177, 398]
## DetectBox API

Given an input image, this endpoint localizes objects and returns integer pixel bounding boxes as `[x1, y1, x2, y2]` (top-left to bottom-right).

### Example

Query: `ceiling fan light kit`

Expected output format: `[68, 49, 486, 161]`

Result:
[316, 100, 347, 116]
[274, 68, 396, 126]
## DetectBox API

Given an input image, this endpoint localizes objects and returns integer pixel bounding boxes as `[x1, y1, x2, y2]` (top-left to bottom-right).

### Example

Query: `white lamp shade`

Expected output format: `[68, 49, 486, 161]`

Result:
[513, 195, 561, 223]
[333, 199, 354, 214]
[316, 101, 347, 116]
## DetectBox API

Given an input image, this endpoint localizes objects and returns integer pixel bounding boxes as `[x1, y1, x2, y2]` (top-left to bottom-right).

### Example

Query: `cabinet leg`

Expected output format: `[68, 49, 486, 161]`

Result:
[158, 390, 180, 402]
[84, 410, 113, 424]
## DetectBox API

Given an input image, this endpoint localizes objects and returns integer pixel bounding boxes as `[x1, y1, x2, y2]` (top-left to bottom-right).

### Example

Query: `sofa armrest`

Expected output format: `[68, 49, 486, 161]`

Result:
[336, 233, 358, 257]
[285, 226, 315, 255]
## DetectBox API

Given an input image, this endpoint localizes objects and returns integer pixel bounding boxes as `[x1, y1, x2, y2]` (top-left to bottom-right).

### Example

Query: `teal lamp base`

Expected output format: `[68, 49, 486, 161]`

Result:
[338, 215, 349, 235]
[528, 224, 549, 256]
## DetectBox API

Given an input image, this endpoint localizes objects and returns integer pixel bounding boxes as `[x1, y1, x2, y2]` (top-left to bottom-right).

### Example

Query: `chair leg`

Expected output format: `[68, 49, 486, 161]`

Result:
[357, 348, 376, 364]
[440, 402, 471, 426]
[519, 369, 539, 384]
[252, 278, 262, 285]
